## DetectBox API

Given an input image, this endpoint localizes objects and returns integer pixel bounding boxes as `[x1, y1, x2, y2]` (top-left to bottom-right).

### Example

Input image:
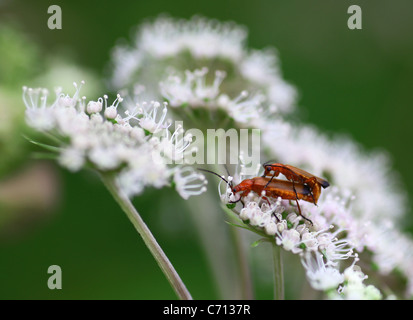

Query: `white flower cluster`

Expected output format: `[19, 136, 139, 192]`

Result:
[110, 15, 296, 120]
[219, 170, 378, 297]
[22, 82, 207, 199]
[262, 123, 407, 222]
[111, 15, 247, 88]
[108, 15, 412, 298]
[262, 122, 413, 296]
[329, 262, 383, 300]
[160, 67, 267, 125]
[302, 252, 382, 299]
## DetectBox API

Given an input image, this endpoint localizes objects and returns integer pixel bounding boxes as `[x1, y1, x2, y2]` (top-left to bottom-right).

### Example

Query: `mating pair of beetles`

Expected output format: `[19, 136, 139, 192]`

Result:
[200, 162, 330, 224]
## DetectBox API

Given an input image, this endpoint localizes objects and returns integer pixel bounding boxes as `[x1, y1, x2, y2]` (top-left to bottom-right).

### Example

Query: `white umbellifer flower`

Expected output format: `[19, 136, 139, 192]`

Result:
[213, 159, 369, 296]
[58, 147, 85, 172]
[217, 90, 265, 125]
[329, 260, 383, 300]
[239, 201, 275, 228]
[301, 252, 345, 291]
[276, 229, 302, 253]
[140, 15, 247, 60]
[86, 98, 103, 114]
[23, 87, 57, 130]
[262, 121, 413, 296]
[160, 68, 225, 108]
[158, 124, 193, 162]
[160, 67, 268, 126]
[110, 15, 296, 116]
[22, 81, 206, 200]
[262, 122, 407, 224]
[239, 49, 297, 113]
[173, 166, 208, 200]
[110, 46, 144, 92]
[301, 252, 383, 299]
[264, 221, 278, 236]
[111, 16, 247, 88]
[106, 15, 412, 298]
[301, 249, 383, 300]
[103, 94, 123, 120]
[121, 100, 170, 134]
[366, 220, 413, 297]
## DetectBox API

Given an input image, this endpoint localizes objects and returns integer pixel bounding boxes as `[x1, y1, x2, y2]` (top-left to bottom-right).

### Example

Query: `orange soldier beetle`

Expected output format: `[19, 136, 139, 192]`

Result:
[198, 168, 314, 224]
[262, 161, 330, 206]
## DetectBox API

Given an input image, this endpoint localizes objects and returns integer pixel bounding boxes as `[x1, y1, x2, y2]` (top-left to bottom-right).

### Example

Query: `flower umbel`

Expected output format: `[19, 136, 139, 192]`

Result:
[22, 81, 206, 199]
[110, 15, 297, 118]
[160, 67, 267, 127]
[215, 162, 369, 297]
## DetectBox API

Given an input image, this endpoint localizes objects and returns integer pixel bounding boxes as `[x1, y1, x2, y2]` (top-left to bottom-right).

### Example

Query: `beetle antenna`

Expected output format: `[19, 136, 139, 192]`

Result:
[198, 168, 241, 204]
[262, 159, 278, 166]
[197, 168, 231, 186]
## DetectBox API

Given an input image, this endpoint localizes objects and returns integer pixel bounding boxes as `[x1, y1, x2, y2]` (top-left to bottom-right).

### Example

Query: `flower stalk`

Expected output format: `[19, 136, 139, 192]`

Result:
[101, 173, 192, 300]
[222, 204, 254, 299]
[229, 219, 254, 300]
[271, 239, 284, 300]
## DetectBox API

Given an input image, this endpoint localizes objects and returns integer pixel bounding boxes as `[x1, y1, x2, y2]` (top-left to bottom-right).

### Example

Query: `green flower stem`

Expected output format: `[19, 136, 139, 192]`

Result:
[271, 239, 284, 300]
[222, 205, 254, 300]
[101, 173, 192, 300]
[229, 224, 254, 300]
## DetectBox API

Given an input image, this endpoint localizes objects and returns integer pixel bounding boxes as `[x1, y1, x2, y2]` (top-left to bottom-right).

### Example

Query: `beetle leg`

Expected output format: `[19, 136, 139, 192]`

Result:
[290, 180, 313, 224]
[264, 172, 276, 188]
[291, 180, 299, 199]
[271, 206, 281, 222]
[261, 195, 272, 207]
[294, 197, 313, 226]
[309, 189, 317, 206]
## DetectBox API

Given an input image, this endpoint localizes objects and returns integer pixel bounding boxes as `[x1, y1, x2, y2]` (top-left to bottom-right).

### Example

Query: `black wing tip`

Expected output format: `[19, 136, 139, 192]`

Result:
[321, 181, 330, 188]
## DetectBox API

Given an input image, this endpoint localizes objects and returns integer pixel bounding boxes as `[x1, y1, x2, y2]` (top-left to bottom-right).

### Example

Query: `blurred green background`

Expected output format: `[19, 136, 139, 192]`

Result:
[0, 0, 412, 299]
